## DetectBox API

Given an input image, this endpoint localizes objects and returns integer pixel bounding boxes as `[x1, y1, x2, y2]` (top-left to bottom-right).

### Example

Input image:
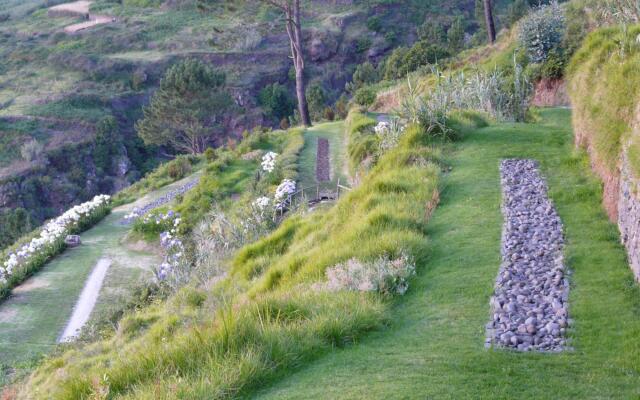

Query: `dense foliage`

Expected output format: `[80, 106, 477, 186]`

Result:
[136, 59, 233, 154]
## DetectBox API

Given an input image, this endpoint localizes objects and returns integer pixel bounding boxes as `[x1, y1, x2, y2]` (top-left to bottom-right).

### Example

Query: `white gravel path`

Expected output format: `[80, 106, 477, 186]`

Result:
[59, 258, 111, 342]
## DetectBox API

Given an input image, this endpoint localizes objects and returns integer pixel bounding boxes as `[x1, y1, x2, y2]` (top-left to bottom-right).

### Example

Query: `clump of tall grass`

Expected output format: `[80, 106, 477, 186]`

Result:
[598, 0, 640, 24]
[400, 56, 532, 129]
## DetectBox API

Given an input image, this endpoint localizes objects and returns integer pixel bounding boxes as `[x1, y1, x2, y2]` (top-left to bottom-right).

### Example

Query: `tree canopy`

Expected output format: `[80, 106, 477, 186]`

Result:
[136, 59, 233, 154]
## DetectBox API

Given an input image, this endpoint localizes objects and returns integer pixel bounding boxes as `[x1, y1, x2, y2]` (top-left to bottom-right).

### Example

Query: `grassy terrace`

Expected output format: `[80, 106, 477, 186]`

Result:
[297, 121, 349, 189]
[251, 109, 640, 399]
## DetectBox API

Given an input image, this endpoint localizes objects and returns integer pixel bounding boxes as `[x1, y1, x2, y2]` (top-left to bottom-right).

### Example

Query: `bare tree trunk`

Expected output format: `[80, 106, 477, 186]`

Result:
[261, 0, 311, 126]
[288, 0, 311, 126]
[483, 0, 496, 44]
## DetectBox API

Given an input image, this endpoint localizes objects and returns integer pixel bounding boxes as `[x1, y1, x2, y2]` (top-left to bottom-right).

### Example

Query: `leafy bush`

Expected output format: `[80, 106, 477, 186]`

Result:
[348, 62, 380, 92]
[258, 83, 295, 121]
[519, 2, 565, 64]
[20, 139, 44, 162]
[167, 156, 193, 179]
[305, 83, 327, 121]
[354, 87, 377, 107]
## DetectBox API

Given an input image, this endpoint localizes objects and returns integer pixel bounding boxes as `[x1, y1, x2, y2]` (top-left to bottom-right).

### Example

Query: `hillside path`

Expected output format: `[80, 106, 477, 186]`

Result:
[0, 173, 199, 379]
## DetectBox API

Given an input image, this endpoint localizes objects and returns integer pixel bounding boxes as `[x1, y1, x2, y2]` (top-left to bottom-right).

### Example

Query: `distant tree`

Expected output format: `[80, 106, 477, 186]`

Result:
[258, 83, 295, 121]
[417, 20, 446, 45]
[256, 0, 312, 126]
[348, 61, 380, 92]
[447, 17, 465, 52]
[506, 0, 530, 26]
[305, 83, 327, 120]
[383, 46, 409, 80]
[136, 59, 233, 154]
[94, 116, 121, 173]
[402, 42, 450, 72]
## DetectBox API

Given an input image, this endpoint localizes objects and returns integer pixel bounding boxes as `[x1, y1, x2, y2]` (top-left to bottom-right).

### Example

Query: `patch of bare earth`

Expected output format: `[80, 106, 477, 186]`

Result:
[48, 1, 91, 18]
[48, 1, 115, 34]
[64, 15, 115, 34]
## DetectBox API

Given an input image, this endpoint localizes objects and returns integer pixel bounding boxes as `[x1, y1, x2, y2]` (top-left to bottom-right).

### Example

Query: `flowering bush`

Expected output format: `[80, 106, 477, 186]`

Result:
[261, 151, 278, 173]
[321, 252, 416, 296]
[0, 195, 111, 293]
[374, 119, 406, 152]
[132, 210, 182, 237]
[519, 2, 565, 64]
[274, 179, 296, 210]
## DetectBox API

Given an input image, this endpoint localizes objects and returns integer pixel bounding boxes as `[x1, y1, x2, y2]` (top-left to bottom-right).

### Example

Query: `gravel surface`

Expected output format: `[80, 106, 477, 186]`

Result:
[316, 138, 331, 182]
[124, 178, 199, 223]
[486, 159, 570, 352]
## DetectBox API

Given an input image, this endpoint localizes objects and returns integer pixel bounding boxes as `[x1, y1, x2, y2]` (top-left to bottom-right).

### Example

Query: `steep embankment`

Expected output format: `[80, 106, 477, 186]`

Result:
[568, 25, 640, 279]
[253, 109, 640, 399]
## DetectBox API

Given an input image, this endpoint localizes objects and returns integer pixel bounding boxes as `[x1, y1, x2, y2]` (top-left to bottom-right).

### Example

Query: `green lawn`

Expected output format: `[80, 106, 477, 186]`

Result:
[298, 121, 349, 189]
[250, 108, 640, 399]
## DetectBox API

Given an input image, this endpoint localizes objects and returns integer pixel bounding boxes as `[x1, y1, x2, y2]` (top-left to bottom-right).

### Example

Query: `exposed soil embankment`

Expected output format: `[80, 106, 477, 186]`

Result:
[531, 78, 570, 108]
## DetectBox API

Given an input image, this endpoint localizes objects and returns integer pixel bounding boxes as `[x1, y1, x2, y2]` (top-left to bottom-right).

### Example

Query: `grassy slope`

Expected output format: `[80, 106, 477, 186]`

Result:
[298, 121, 349, 189]
[16, 119, 450, 399]
[251, 109, 640, 399]
[0, 172, 209, 387]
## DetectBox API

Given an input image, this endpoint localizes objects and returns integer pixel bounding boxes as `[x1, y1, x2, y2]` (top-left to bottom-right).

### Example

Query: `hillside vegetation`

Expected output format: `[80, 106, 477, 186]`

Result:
[16, 115, 487, 398]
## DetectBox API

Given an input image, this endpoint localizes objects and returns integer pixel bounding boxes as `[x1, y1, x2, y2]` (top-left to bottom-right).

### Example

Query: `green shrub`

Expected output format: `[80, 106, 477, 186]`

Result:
[258, 83, 295, 121]
[519, 2, 565, 64]
[167, 157, 192, 179]
[354, 87, 377, 108]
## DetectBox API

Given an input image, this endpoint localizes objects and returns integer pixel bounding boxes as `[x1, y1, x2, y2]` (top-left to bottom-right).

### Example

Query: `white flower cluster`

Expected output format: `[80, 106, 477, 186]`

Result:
[253, 196, 271, 210]
[375, 119, 406, 152]
[261, 151, 278, 173]
[0, 195, 110, 285]
[124, 209, 141, 222]
[140, 210, 180, 226]
[154, 212, 184, 282]
[374, 121, 390, 135]
[322, 252, 416, 296]
[274, 179, 296, 210]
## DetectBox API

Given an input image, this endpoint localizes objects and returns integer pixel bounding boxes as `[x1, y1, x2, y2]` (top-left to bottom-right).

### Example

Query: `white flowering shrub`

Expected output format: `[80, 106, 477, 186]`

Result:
[519, 2, 565, 64]
[133, 210, 182, 236]
[261, 151, 278, 173]
[0, 195, 111, 293]
[321, 252, 416, 296]
[274, 179, 296, 210]
[375, 119, 406, 152]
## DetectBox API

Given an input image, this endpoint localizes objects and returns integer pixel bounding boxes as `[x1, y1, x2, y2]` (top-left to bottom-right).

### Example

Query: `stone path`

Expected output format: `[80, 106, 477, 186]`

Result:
[124, 178, 200, 223]
[316, 138, 330, 182]
[485, 159, 570, 352]
[59, 258, 111, 342]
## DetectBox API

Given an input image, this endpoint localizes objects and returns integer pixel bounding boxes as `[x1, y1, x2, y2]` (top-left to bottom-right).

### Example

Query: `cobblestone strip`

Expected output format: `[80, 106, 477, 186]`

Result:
[485, 159, 570, 352]
[316, 138, 331, 182]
